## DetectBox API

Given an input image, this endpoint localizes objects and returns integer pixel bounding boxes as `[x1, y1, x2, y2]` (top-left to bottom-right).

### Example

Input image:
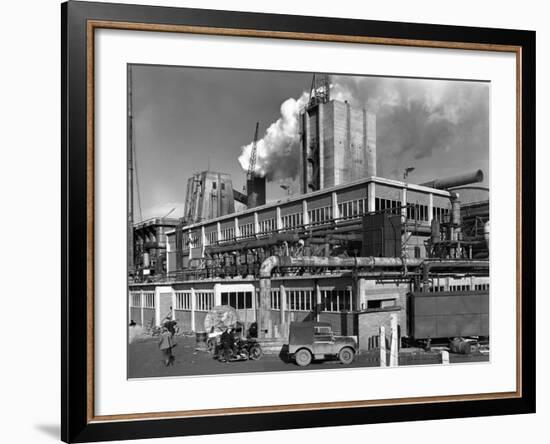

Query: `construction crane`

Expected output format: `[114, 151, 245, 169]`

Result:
[307, 73, 331, 109]
[247, 121, 260, 181]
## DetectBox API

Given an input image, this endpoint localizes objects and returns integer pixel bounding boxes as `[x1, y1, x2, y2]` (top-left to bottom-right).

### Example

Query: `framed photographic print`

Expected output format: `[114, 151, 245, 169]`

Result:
[61, 1, 536, 442]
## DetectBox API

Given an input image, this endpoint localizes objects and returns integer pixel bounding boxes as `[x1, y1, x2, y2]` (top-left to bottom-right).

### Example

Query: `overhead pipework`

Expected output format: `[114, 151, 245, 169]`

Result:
[421, 169, 484, 190]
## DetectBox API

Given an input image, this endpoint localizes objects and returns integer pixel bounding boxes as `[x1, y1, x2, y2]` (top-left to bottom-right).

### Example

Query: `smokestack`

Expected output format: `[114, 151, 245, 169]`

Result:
[247, 176, 266, 208]
[421, 169, 484, 190]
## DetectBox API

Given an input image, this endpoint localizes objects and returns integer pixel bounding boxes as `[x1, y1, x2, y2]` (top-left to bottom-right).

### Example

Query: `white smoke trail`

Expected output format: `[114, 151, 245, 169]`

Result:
[238, 91, 309, 180]
[238, 76, 488, 182]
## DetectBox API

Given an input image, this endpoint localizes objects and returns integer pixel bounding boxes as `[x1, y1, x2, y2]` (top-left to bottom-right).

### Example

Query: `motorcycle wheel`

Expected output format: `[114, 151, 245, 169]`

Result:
[249, 344, 263, 360]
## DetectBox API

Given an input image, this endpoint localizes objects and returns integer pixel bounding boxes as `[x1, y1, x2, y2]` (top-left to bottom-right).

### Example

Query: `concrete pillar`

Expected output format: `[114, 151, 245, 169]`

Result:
[380, 325, 387, 367]
[389, 313, 399, 367]
[315, 282, 322, 321]
[302, 200, 309, 227]
[254, 212, 260, 236]
[234, 217, 240, 239]
[140, 290, 144, 326]
[276, 207, 283, 232]
[280, 284, 286, 326]
[401, 187, 407, 218]
[191, 287, 196, 332]
[332, 192, 339, 222]
[367, 182, 376, 213]
[171, 291, 176, 319]
[201, 226, 206, 254]
[428, 193, 434, 224]
[166, 237, 171, 274]
[258, 278, 272, 338]
[216, 222, 221, 243]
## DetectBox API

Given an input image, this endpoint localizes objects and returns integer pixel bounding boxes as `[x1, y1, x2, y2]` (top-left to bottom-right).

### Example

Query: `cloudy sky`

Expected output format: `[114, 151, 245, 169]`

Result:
[130, 64, 489, 221]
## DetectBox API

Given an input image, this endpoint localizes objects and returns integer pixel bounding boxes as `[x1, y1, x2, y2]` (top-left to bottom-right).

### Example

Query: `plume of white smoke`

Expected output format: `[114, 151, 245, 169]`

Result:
[238, 75, 488, 183]
[238, 91, 309, 180]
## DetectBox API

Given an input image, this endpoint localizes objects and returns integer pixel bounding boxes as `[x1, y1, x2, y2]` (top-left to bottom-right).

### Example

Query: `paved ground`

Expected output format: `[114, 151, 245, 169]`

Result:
[128, 334, 489, 379]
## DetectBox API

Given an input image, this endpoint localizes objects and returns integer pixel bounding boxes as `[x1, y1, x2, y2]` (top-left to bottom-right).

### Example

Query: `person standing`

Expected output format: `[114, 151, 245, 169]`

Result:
[220, 327, 235, 362]
[159, 326, 175, 366]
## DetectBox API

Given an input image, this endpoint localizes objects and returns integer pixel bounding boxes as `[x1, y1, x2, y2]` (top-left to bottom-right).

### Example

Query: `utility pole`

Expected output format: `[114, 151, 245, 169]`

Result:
[127, 66, 135, 274]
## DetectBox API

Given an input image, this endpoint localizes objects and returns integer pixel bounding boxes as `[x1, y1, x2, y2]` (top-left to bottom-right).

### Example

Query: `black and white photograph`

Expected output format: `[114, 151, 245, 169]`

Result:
[127, 65, 491, 378]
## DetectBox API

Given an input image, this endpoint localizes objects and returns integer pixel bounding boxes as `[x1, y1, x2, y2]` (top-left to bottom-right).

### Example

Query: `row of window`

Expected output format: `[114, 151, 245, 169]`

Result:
[129, 292, 155, 308]
[239, 223, 254, 239]
[206, 231, 218, 245]
[430, 283, 490, 292]
[474, 284, 490, 290]
[220, 291, 253, 309]
[182, 201, 453, 250]
[220, 226, 235, 242]
[196, 292, 215, 311]
[268, 289, 353, 312]
[281, 212, 304, 229]
[338, 198, 367, 220]
[175, 291, 192, 310]
[433, 207, 450, 222]
[308, 206, 333, 224]
[375, 197, 402, 214]
[406, 203, 430, 222]
[259, 218, 276, 233]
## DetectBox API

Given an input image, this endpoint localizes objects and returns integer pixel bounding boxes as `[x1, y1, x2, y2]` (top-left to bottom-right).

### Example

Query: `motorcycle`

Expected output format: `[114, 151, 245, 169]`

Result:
[215, 337, 263, 362]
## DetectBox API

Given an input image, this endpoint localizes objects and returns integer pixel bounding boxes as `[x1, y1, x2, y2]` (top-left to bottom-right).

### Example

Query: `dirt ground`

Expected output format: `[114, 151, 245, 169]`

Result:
[128, 334, 489, 379]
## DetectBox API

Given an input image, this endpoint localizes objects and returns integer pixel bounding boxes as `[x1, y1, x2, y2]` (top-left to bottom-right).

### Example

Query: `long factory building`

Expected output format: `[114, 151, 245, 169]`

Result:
[128, 174, 489, 349]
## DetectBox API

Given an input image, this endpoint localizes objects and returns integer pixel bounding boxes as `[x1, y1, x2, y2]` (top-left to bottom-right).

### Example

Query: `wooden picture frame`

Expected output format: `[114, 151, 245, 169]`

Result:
[62, 1, 535, 442]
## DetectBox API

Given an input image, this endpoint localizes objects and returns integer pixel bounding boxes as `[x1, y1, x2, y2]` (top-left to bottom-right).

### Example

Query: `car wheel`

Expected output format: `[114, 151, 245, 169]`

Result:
[338, 347, 355, 365]
[295, 349, 312, 367]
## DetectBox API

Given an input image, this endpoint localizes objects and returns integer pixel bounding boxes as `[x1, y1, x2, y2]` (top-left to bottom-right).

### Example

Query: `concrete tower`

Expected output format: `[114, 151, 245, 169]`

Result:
[184, 171, 236, 223]
[300, 97, 376, 193]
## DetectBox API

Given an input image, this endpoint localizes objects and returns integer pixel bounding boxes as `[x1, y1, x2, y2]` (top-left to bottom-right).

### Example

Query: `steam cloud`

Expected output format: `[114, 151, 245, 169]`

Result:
[238, 76, 489, 182]
[238, 91, 309, 180]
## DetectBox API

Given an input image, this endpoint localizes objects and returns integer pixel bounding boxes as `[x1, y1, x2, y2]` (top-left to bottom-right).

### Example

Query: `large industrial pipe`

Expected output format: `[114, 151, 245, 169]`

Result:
[260, 255, 423, 278]
[421, 259, 489, 287]
[421, 169, 484, 190]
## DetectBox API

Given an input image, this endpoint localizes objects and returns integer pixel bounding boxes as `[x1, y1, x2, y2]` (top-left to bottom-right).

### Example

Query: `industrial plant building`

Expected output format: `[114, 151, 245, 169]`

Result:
[128, 74, 490, 351]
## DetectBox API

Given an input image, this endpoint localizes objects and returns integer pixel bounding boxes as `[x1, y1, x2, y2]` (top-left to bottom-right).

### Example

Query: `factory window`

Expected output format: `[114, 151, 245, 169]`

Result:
[142, 292, 155, 309]
[321, 289, 353, 312]
[282, 212, 303, 230]
[308, 206, 333, 225]
[130, 292, 141, 307]
[270, 289, 280, 310]
[239, 223, 255, 239]
[195, 291, 214, 311]
[338, 198, 366, 220]
[212, 182, 217, 190]
[221, 183, 225, 190]
[449, 285, 471, 291]
[286, 289, 314, 311]
[474, 283, 490, 290]
[429, 286, 445, 292]
[407, 204, 429, 222]
[206, 231, 218, 245]
[220, 291, 253, 310]
[259, 218, 276, 234]
[433, 207, 450, 222]
[375, 198, 401, 215]
[220, 226, 235, 242]
[175, 292, 192, 310]
[187, 232, 201, 248]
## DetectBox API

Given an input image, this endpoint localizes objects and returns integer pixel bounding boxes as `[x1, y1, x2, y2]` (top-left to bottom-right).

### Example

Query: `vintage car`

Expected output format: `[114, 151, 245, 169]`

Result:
[288, 321, 358, 367]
